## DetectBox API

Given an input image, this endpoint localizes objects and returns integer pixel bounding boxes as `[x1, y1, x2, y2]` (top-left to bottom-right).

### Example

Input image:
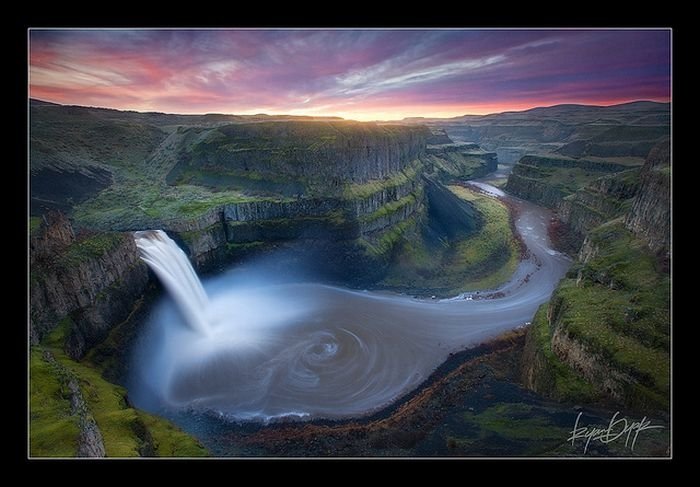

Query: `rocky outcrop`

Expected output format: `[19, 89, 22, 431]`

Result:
[518, 141, 670, 413]
[577, 234, 599, 265]
[359, 192, 422, 237]
[521, 318, 550, 394]
[30, 211, 75, 265]
[504, 174, 567, 209]
[42, 350, 106, 457]
[522, 275, 669, 412]
[163, 162, 428, 272]
[516, 155, 629, 173]
[424, 144, 497, 181]
[557, 169, 641, 245]
[425, 142, 479, 155]
[148, 123, 443, 271]
[223, 198, 341, 223]
[550, 326, 632, 401]
[625, 141, 670, 256]
[506, 153, 643, 250]
[521, 298, 638, 404]
[423, 177, 480, 239]
[521, 305, 596, 403]
[30, 215, 149, 358]
[350, 179, 419, 218]
[67, 375, 106, 457]
[163, 136, 502, 276]
[173, 122, 430, 185]
[161, 135, 494, 272]
[522, 218, 670, 412]
[426, 128, 453, 145]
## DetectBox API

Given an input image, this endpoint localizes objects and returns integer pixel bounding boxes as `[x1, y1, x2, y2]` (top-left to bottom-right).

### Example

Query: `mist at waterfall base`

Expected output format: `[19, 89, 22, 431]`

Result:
[129, 197, 569, 426]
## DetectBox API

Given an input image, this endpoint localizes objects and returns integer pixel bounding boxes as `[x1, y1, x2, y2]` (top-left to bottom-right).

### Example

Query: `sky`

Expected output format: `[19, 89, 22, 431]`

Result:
[29, 29, 671, 121]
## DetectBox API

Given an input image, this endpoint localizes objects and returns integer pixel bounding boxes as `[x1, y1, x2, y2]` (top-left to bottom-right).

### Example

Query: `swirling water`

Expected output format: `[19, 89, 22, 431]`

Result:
[128, 186, 570, 423]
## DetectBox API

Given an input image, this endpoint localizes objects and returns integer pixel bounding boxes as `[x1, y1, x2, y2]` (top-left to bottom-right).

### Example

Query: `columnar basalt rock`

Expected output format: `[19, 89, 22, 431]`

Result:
[30, 215, 149, 357]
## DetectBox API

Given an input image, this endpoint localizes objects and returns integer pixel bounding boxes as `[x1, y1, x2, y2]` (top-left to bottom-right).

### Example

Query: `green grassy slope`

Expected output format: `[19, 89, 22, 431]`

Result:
[528, 221, 669, 410]
[30, 320, 208, 457]
[380, 185, 520, 296]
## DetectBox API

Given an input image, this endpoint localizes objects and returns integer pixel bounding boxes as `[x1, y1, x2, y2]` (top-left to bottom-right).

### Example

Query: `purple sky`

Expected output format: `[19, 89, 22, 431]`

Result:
[29, 29, 671, 120]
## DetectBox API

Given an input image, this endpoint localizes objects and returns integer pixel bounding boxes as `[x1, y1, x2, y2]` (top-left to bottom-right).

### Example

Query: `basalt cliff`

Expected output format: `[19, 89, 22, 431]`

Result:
[519, 140, 670, 412]
[29, 100, 496, 355]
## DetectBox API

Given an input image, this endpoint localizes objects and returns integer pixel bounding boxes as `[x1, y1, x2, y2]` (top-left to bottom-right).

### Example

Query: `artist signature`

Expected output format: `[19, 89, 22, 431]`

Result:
[568, 411, 664, 454]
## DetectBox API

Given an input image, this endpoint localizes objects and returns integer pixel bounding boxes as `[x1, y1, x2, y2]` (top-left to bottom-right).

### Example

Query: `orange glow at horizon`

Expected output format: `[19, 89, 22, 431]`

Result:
[293, 98, 672, 121]
[29, 29, 670, 122]
[29, 95, 671, 123]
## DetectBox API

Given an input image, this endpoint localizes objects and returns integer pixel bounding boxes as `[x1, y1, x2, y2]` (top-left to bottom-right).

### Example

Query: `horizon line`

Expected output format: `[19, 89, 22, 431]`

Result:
[28, 97, 671, 122]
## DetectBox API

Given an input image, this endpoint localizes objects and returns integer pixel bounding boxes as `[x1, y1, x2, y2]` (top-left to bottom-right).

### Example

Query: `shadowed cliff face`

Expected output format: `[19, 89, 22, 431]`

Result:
[29, 102, 167, 216]
[625, 141, 670, 257]
[31, 166, 113, 216]
[423, 177, 480, 240]
[30, 213, 149, 357]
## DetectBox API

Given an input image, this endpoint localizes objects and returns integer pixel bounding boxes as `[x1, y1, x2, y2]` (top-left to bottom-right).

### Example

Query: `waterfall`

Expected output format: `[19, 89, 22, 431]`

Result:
[134, 230, 210, 335]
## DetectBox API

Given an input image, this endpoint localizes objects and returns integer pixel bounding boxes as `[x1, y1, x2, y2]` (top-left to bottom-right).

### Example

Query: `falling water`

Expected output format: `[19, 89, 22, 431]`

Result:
[134, 230, 210, 335]
[128, 188, 571, 423]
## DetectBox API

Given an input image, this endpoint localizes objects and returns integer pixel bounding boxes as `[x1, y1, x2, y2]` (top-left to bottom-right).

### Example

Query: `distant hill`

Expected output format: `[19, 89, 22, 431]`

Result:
[29, 99, 346, 127]
[399, 101, 670, 164]
[398, 101, 670, 125]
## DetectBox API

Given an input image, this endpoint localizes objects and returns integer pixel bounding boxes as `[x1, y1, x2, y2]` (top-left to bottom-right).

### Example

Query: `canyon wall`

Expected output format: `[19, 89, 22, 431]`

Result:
[165, 164, 427, 282]
[30, 212, 149, 358]
[31, 113, 493, 356]
[624, 140, 671, 257]
[424, 143, 498, 182]
[172, 122, 430, 185]
[519, 142, 670, 412]
[156, 132, 496, 276]
[506, 154, 643, 249]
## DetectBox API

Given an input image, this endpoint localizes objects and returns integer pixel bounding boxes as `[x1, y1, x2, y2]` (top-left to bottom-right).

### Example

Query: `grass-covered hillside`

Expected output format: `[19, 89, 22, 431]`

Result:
[31, 319, 208, 457]
[29, 100, 498, 283]
[30, 101, 426, 230]
[29, 100, 390, 220]
[520, 140, 670, 414]
[504, 154, 639, 211]
[524, 221, 669, 410]
[381, 184, 520, 296]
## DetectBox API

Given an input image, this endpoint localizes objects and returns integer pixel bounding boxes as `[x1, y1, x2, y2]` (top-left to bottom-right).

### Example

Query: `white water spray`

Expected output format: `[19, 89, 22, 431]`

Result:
[134, 230, 210, 335]
[128, 187, 571, 422]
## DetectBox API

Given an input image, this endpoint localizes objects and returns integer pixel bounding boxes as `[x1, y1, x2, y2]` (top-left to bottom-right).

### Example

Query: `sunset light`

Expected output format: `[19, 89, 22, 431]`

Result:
[29, 29, 670, 120]
[28, 27, 672, 459]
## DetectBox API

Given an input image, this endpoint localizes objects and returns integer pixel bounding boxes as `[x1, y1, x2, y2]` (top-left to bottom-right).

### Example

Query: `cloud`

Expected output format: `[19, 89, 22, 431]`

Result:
[334, 54, 507, 97]
[28, 29, 670, 119]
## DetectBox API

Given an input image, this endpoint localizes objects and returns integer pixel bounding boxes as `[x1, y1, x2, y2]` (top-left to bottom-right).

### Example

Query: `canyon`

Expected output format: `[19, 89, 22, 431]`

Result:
[29, 100, 670, 457]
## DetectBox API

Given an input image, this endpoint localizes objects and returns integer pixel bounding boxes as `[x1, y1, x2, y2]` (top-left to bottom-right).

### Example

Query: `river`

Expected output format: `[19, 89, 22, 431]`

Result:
[128, 183, 570, 423]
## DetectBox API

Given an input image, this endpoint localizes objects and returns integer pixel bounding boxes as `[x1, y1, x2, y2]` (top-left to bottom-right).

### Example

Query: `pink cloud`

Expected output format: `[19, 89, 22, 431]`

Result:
[29, 29, 670, 120]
